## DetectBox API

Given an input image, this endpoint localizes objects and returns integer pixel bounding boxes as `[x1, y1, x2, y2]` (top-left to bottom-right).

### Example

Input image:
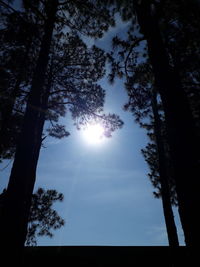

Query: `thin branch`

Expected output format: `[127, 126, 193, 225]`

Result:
[58, 0, 70, 6]
[0, 0, 20, 14]
[0, 159, 13, 171]
[41, 135, 47, 142]
[0, 0, 28, 23]
[13, 108, 25, 115]
[49, 89, 70, 95]
[124, 37, 145, 77]
[47, 101, 73, 109]
[48, 100, 116, 125]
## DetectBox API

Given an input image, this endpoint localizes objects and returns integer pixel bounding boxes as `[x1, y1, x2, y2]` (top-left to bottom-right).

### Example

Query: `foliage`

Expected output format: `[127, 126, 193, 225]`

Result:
[0, 5, 41, 161]
[45, 31, 123, 134]
[0, 187, 64, 246]
[23, 0, 115, 38]
[141, 129, 178, 206]
[0, 0, 123, 162]
[26, 188, 65, 246]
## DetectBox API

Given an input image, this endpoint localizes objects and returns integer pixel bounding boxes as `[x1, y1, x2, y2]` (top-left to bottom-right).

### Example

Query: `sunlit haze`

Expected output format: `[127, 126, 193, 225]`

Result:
[82, 123, 105, 145]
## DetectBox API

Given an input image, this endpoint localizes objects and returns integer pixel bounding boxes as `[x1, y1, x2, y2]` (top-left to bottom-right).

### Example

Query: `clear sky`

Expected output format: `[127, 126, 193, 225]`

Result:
[0, 6, 184, 246]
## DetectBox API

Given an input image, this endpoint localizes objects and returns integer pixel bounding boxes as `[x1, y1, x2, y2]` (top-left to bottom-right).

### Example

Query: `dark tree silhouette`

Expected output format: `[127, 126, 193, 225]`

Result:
[105, 0, 200, 250]
[0, 0, 123, 257]
[0, 188, 65, 246]
[108, 37, 179, 247]
[134, 1, 200, 249]
[160, 0, 200, 136]
[26, 188, 65, 246]
[0, 4, 41, 161]
[147, 89, 179, 247]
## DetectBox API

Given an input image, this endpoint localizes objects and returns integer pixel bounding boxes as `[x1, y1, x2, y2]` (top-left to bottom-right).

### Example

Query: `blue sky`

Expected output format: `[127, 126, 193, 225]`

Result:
[33, 76, 184, 246]
[0, 76, 184, 246]
[0, 4, 184, 246]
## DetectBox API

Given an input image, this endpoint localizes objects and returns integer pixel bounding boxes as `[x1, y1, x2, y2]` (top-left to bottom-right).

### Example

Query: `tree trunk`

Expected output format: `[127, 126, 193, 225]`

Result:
[0, 0, 58, 259]
[135, 1, 200, 249]
[151, 89, 179, 248]
[0, 38, 32, 158]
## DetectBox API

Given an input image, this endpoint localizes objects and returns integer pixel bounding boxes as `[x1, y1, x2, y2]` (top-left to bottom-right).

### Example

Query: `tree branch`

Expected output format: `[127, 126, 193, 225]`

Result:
[0, 0, 19, 14]
[47, 101, 73, 109]
[58, 0, 70, 6]
[124, 37, 145, 77]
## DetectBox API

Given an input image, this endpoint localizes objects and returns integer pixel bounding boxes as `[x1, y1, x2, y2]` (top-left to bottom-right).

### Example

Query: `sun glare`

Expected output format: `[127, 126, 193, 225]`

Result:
[82, 123, 105, 145]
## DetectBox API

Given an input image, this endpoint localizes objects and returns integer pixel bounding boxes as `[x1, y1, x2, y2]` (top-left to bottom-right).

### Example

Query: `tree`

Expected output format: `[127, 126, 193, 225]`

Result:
[0, 0, 123, 256]
[159, 0, 200, 136]
[108, 41, 179, 247]
[0, 2, 116, 160]
[0, 188, 65, 246]
[0, 4, 41, 161]
[144, 89, 179, 248]
[134, 1, 200, 248]
[105, 0, 200, 249]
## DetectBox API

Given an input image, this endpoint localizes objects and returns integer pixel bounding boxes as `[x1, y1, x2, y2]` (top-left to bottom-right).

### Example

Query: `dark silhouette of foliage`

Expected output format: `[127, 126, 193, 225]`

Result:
[141, 140, 177, 207]
[0, 1, 123, 160]
[26, 188, 65, 246]
[0, 188, 65, 246]
[0, 4, 41, 161]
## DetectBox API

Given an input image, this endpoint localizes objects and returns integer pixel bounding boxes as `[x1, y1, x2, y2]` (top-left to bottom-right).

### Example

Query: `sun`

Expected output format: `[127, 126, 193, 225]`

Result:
[82, 123, 105, 145]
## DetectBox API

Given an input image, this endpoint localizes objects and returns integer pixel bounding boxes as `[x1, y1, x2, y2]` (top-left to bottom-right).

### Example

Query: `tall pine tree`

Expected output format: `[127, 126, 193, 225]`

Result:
[105, 0, 200, 250]
[0, 0, 122, 259]
[108, 39, 179, 247]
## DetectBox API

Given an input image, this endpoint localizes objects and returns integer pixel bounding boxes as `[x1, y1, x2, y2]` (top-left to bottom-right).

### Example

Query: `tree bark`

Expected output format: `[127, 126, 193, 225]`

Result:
[135, 0, 200, 249]
[151, 89, 179, 248]
[0, 0, 58, 259]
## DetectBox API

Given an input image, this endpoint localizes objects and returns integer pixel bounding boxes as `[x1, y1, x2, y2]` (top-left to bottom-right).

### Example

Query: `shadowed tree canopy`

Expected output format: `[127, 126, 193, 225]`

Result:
[0, 2, 122, 161]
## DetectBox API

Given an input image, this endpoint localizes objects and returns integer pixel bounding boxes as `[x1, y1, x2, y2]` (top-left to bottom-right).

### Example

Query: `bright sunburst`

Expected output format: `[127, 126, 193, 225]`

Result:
[82, 123, 105, 145]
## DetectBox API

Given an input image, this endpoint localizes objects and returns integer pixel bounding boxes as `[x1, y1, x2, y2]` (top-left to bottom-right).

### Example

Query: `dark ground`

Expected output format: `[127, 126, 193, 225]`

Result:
[22, 246, 190, 266]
